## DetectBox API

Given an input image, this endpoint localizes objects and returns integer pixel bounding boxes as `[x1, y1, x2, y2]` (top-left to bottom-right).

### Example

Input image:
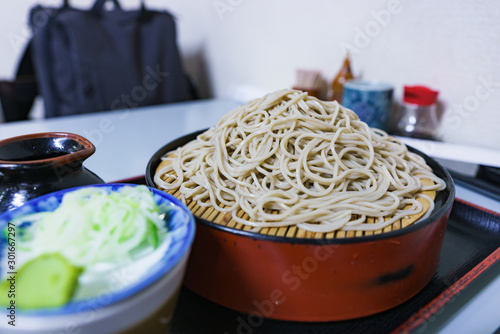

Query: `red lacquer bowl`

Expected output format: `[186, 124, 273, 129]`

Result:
[146, 130, 455, 321]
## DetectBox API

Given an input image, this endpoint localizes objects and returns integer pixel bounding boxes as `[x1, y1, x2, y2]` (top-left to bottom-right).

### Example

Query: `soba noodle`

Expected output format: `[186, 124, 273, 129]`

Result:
[154, 89, 446, 233]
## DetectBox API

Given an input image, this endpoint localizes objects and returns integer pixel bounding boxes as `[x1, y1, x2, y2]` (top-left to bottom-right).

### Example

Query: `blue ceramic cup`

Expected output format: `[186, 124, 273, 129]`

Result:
[342, 80, 393, 131]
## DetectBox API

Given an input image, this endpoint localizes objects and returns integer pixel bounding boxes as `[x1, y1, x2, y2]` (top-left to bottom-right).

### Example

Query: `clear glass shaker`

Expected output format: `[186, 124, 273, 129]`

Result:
[390, 85, 439, 140]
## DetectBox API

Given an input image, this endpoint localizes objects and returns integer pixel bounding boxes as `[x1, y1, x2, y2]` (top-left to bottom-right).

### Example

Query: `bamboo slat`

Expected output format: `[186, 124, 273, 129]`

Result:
[154, 157, 436, 239]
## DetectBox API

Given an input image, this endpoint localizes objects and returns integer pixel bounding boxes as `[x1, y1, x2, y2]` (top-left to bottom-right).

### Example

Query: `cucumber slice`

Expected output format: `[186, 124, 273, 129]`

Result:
[0, 280, 11, 305]
[0, 254, 82, 309]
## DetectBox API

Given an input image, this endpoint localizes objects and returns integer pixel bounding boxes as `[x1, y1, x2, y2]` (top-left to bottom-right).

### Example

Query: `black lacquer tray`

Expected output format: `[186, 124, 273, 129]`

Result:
[122, 177, 500, 334]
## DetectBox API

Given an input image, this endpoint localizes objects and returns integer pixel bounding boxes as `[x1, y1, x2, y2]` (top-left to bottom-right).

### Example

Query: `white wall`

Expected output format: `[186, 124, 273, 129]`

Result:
[1, 0, 499, 150]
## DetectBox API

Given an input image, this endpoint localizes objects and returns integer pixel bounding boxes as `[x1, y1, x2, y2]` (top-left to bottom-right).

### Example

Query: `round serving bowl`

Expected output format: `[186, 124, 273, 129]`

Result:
[0, 183, 195, 333]
[146, 130, 455, 322]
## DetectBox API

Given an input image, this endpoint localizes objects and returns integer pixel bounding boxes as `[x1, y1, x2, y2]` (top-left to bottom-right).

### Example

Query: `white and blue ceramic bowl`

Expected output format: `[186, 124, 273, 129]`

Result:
[0, 183, 195, 334]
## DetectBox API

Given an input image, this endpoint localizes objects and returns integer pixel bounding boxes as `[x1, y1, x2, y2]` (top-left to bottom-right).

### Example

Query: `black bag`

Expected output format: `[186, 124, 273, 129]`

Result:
[29, 0, 194, 118]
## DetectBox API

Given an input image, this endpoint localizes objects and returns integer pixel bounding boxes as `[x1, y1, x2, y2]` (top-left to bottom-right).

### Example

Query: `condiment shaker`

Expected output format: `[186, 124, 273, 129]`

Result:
[330, 53, 354, 103]
[391, 85, 439, 140]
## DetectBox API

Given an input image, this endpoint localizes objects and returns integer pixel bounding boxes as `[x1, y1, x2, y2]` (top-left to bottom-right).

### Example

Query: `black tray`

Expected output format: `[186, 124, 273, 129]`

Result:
[121, 177, 500, 333]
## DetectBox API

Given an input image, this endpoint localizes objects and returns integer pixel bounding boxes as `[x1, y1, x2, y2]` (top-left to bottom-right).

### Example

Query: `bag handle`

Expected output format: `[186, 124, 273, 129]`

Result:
[62, 0, 131, 11]
[91, 0, 122, 14]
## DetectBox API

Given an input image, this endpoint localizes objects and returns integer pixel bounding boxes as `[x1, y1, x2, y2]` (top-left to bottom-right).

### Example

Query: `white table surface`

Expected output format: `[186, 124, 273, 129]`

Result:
[1, 98, 499, 333]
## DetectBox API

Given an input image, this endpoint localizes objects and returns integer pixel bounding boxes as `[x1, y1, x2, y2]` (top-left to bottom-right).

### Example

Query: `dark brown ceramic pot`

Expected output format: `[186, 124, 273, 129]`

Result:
[146, 130, 455, 322]
[0, 132, 104, 213]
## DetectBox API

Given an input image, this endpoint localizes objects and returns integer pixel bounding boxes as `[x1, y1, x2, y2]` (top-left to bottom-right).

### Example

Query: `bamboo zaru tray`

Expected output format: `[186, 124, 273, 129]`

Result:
[154, 155, 436, 240]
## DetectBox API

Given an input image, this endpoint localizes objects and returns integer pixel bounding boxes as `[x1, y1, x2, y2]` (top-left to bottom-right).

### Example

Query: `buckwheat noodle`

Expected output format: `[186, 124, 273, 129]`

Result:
[154, 89, 446, 233]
